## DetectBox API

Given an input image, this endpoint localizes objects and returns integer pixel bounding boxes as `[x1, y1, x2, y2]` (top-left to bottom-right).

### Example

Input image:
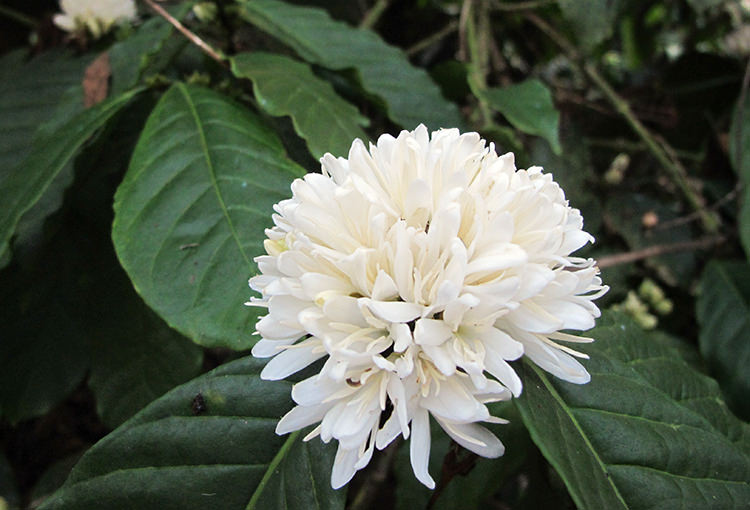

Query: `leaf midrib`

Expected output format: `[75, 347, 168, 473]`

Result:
[530, 362, 630, 510]
[176, 83, 252, 269]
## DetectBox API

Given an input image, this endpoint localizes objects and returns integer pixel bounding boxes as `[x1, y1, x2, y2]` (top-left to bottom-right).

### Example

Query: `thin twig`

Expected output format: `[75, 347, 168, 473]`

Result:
[653, 184, 740, 230]
[0, 5, 37, 28]
[524, 12, 720, 233]
[597, 236, 726, 268]
[360, 0, 391, 29]
[407, 21, 459, 56]
[141, 0, 226, 66]
[491, 0, 556, 11]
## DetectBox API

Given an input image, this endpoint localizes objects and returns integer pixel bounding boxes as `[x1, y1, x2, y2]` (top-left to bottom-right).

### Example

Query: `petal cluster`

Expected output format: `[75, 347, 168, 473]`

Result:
[249, 125, 607, 489]
[54, 0, 137, 39]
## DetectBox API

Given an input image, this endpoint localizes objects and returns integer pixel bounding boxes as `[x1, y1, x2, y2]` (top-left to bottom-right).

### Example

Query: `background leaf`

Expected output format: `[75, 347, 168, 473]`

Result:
[515, 311, 750, 510]
[696, 260, 750, 421]
[730, 95, 750, 261]
[0, 89, 140, 266]
[231, 52, 369, 158]
[112, 83, 303, 349]
[479, 79, 561, 154]
[108, 5, 191, 95]
[557, 0, 624, 50]
[40, 357, 344, 510]
[0, 50, 90, 181]
[238, 0, 464, 131]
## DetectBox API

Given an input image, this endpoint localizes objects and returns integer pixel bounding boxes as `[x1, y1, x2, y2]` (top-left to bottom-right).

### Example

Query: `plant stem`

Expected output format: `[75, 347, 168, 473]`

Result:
[141, 0, 227, 66]
[360, 0, 390, 29]
[597, 236, 726, 268]
[407, 20, 459, 56]
[0, 5, 37, 28]
[524, 12, 720, 233]
[465, 0, 494, 127]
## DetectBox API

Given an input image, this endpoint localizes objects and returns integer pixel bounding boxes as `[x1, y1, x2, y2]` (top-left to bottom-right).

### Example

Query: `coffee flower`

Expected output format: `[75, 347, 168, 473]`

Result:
[54, 0, 137, 39]
[248, 125, 607, 489]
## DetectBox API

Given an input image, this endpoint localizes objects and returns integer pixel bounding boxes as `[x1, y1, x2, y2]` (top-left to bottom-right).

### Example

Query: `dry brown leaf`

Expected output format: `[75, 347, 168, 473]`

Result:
[83, 52, 111, 108]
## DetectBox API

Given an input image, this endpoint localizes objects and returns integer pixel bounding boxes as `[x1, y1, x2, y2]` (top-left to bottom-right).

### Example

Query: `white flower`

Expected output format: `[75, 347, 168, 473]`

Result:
[54, 0, 137, 39]
[248, 125, 607, 489]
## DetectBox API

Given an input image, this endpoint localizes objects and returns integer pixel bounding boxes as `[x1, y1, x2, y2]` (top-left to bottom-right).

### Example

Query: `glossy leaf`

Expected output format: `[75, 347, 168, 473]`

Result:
[515, 312, 750, 510]
[112, 83, 304, 349]
[479, 79, 561, 154]
[40, 357, 344, 510]
[0, 89, 140, 266]
[238, 0, 464, 131]
[231, 52, 369, 158]
[696, 260, 750, 421]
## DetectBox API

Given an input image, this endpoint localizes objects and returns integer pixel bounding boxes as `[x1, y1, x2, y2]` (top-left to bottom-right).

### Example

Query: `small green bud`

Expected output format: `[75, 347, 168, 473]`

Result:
[193, 2, 218, 23]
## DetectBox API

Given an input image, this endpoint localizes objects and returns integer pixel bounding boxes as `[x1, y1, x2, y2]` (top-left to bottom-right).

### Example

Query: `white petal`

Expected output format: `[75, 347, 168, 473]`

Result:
[523, 336, 591, 384]
[414, 318, 454, 346]
[362, 299, 423, 323]
[410, 408, 435, 489]
[372, 270, 399, 301]
[261, 344, 326, 380]
[438, 420, 504, 458]
[276, 404, 329, 435]
[331, 446, 359, 489]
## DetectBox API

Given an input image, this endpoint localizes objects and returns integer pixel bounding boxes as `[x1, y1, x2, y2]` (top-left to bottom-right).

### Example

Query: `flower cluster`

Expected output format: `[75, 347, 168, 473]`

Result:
[54, 0, 137, 39]
[248, 125, 607, 489]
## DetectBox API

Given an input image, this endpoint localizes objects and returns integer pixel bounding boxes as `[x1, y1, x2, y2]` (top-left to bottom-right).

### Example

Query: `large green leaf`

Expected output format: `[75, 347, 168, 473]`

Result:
[479, 79, 561, 154]
[0, 50, 90, 181]
[696, 260, 750, 421]
[0, 89, 140, 266]
[515, 312, 750, 510]
[238, 0, 464, 131]
[112, 83, 304, 349]
[231, 52, 369, 158]
[40, 357, 345, 510]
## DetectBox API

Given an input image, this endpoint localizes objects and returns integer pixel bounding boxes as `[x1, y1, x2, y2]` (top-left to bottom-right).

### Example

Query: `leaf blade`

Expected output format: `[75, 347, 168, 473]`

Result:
[238, 0, 464, 131]
[515, 312, 750, 509]
[41, 357, 344, 510]
[0, 89, 140, 265]
[479, 79, 561, 154]
[112, 83, 303, 349]
[231, 52, 368, 158]
[696, 260, 750, 421]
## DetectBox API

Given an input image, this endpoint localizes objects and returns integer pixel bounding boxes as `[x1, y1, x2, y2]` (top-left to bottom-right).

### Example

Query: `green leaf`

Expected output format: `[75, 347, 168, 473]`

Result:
[696, 260, 750, 421]
[238, 0, 464, 131]
[730, 95, 750, 260]
[109, 5, 191, 95]
[112, 83, 304, 349]
[231, 52, 369, 158]
[40, 357, 345, 510]
[0, 452, 20, 510]
[0, 50, 90, 182]
[557, 0, 624, 50]
[0, 89, 141, 267]
[479, 79, 561, 154]
[0, 232, 92, 423]
[515, 312, 750, 510]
